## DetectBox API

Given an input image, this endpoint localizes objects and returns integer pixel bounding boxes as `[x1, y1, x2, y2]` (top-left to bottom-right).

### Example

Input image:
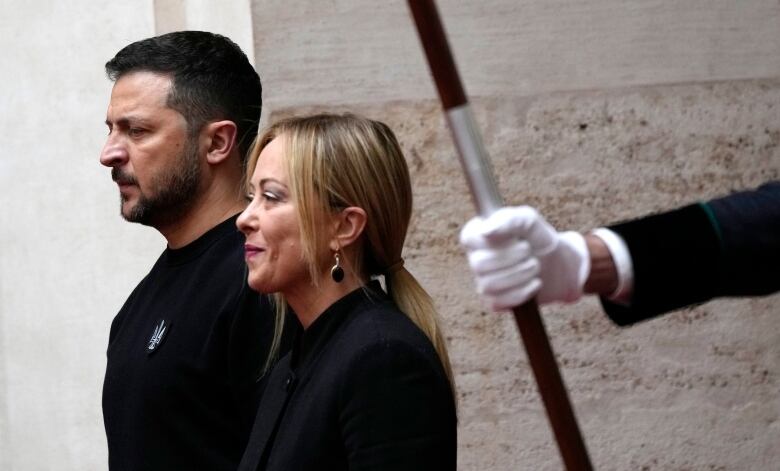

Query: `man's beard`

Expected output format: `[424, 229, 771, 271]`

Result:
[114, 136, 201, 227]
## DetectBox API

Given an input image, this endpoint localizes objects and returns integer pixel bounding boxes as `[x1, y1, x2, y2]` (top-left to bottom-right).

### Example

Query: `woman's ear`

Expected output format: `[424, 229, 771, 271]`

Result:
[204, 120, 238, 165]
[329, 207, 367, 251]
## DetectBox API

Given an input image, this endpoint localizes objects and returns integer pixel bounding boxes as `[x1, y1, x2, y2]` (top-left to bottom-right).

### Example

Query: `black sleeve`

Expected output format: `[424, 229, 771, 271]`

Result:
[338, 341, 457, 471]
[707, 181, 780, 296]
[601, 181, 780, 326]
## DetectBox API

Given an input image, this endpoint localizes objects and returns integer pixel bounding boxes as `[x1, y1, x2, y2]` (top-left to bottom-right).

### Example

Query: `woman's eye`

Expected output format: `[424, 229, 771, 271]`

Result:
[262, 191, 280, 202]
[244, 193, 255, 202]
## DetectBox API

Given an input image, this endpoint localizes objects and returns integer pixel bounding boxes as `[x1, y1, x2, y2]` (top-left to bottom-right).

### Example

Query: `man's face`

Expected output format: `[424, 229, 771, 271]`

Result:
[100, 71, 201, 227]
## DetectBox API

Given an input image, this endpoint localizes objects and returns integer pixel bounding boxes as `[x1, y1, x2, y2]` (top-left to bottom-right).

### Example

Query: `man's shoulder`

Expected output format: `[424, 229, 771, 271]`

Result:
[111, 228, 253, 325]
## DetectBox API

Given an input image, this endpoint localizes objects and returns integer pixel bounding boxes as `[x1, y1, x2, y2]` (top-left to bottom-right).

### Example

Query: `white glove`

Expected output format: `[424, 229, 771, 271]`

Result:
[459, 206, 590, 311]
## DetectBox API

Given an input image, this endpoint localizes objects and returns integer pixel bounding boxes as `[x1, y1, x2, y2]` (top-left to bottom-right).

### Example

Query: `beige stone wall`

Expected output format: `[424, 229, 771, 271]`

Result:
[251, 1, 780, 469]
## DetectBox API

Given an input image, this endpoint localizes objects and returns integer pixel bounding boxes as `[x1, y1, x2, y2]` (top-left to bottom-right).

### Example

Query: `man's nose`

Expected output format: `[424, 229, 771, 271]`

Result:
[100, 135, 128, 167]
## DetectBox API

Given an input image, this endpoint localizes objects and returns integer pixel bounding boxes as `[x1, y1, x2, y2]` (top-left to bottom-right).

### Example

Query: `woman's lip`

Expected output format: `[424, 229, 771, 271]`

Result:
[244, 244, 263, 259]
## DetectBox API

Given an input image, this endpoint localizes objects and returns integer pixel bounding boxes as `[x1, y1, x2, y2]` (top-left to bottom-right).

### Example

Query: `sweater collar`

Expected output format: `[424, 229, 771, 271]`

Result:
[162, 214, 241, 266]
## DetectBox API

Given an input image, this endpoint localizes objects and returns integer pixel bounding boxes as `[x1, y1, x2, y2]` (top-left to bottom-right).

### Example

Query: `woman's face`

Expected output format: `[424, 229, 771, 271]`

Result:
[237, 136, 308, 294]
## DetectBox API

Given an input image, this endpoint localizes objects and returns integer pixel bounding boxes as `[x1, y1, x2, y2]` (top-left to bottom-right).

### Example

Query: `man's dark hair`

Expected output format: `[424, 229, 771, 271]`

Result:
[105, 30, 262, 162]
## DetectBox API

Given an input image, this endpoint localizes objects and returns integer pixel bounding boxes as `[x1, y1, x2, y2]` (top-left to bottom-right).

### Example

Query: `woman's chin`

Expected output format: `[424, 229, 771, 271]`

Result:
[247, 275, 271, 293]
[246, 273, 279, 294]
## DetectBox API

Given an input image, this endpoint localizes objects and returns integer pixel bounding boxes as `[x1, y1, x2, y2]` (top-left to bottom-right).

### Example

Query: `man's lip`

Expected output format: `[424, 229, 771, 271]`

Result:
[116, 181, 137, 194]
[113, 177, 136, 187]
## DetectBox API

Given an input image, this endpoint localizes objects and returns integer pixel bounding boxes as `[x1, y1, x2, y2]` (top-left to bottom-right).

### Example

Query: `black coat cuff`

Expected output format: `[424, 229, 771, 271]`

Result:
[600, 203, 720, 326]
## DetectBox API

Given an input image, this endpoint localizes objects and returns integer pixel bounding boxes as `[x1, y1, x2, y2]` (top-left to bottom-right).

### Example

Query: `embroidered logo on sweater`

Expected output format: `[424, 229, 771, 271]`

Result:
[147, 319, 169, 354]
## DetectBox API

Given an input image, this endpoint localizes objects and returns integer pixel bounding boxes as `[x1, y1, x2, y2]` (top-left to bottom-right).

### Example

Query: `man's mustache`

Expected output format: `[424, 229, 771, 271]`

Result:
[112, 168, 138, 185]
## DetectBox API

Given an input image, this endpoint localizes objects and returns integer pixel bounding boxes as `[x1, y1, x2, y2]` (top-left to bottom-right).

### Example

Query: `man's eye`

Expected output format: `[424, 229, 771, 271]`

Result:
[128, 128, 146, 138]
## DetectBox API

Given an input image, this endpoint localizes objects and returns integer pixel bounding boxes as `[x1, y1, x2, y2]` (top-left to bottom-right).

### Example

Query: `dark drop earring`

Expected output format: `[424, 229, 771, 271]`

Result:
[330, 252, 344, 283]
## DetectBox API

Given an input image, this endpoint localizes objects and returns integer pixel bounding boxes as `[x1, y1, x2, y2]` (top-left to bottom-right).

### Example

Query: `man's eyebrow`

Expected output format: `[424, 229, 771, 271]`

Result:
[105, 116, 154, 127]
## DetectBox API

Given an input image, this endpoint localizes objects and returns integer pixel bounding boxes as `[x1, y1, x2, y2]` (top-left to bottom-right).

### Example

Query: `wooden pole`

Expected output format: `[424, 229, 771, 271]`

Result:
[407, 1, 594, 469]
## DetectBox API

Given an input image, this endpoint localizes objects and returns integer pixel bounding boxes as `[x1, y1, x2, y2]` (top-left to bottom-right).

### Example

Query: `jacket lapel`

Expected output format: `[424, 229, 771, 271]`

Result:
[238, 354, 294, 471]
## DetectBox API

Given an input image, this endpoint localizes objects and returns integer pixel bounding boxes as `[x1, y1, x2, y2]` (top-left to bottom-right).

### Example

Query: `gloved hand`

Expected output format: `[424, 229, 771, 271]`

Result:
[459, 206, 590, 311]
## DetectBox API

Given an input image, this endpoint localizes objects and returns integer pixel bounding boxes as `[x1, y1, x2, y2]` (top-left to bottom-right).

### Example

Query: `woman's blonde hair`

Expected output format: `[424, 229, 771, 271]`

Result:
[248, 113, 454, 390]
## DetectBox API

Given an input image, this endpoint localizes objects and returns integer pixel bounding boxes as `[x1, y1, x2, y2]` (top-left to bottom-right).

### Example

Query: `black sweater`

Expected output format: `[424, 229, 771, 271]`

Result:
[103, 215, 277, 471]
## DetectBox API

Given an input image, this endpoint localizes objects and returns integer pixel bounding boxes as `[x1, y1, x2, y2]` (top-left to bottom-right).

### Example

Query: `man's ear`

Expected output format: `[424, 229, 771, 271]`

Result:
[204, 120, 238, 165]
[329, 207, 367, 251]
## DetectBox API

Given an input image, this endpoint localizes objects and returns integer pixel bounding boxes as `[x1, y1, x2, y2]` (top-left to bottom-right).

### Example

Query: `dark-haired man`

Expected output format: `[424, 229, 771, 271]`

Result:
[99, 31, 276, 471]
